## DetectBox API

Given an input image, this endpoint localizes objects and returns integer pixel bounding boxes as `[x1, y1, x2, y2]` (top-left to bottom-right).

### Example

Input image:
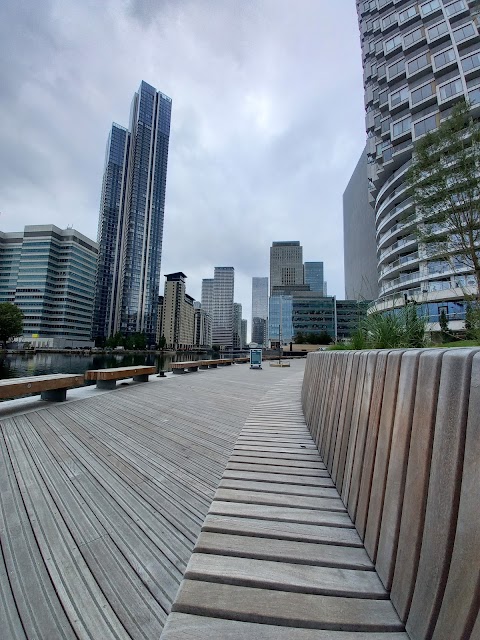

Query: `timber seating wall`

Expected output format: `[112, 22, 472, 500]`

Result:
[0, 373, 85, 401]
[84, 365, 156, 389]
[301, 348, 480, 640]
[171, 358, 250, 373]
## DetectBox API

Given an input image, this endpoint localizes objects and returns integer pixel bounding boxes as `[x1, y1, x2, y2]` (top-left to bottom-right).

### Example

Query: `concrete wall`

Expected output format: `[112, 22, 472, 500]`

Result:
[343, 147, 378, 301]
[302, 348, 480, 640]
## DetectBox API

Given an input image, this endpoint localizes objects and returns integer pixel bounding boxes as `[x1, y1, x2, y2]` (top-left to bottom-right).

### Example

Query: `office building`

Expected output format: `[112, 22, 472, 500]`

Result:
[270, 241, 304, 294]
[194, 303, 212, 348]
[336, 299, 369, 342]
[161, 272, 195, 349]
[201, 279, 215, 317]
[252, 276, 269, 346]
[202, 267, 234, 348]
[233, 302, 243, 349]
[156, 295, 164, 345]
[0, 225, 97, 347]
[93, 81, 172, 344]
[241, 319, 247, 349]
[343, 147, 378, 301]
[268, 295, 294, 347]
[291, 293, 336, 341]
[358, 0, 480, 327]
[304, 262, 325, 294]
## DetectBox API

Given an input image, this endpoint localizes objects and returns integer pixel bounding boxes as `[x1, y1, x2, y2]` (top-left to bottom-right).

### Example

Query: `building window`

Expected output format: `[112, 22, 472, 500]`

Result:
[414, 113, 438, 137]
[385, 34, 403, 52]
[433, 48, 456, 70]
[411, 82, 435, 105]
[404, 27, 424, 48]
[427, 21, 449, 42]
[382, 12, 397, 29]
[408, 52, 429, 75]
[461, 51, 480, 73]
[468, 86, 480, 104]
[390, 85, 409, 106]
[438, 78, 463, 102]
[388, 58, 406, 79]
[399, 5, 417, 23]
[444, 0, 467, 17]
[420, 0, 441, 17]
[392, 115, 412, 137]
[453, 23, 476, 43]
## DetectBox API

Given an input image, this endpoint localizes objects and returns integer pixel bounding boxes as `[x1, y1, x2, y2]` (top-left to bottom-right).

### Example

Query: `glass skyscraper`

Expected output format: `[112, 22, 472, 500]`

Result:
[251, 276, 268, 346]
[93, 81, 172, 344]
[304, 262, 325, 294]
[358, 0, 480, 328]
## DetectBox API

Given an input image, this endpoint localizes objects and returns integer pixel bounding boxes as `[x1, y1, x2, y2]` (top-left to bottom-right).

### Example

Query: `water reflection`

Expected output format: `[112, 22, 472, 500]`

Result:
[0, 351, 249, 379]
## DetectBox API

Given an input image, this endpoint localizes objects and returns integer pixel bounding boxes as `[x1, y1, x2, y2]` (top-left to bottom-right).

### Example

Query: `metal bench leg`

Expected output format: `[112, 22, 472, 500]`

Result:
[210, 363, 218, 368]
[199, 364, 209, 370]
[133, 374, 150, 382]
[187, 366, 198, 373]
[41, 388, 67, 402]
[96, 379, 117, 390]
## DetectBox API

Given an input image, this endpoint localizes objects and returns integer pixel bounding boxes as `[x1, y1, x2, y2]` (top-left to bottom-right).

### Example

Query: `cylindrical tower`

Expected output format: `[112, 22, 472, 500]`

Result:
[357, 0, 480, 328]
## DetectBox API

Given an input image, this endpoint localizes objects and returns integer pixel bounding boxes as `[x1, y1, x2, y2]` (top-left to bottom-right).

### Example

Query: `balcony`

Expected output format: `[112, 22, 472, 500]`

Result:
[378, 234, 417, 261]
[379, 251, 420, 278]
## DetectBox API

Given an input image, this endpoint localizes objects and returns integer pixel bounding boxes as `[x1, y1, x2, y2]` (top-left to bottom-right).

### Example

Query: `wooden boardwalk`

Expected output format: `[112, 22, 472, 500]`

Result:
[161, 374, 408, 639]
[0, 362, 304, 640]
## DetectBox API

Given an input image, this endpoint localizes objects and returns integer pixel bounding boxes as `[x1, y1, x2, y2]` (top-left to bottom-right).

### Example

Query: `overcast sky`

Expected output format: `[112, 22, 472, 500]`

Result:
[0, 0, 366, 333]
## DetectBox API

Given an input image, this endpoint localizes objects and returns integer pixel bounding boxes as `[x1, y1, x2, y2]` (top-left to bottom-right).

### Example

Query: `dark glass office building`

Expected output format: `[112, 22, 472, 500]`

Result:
[93, 81, 172, 344]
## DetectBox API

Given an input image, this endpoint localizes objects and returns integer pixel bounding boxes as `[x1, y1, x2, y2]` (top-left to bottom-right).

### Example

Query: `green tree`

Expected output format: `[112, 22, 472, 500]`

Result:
[158, 335, 166, 350]
[0, 302, 23, 346]
[407, 100, 480, 299]
[439, 309, 449, 343]
[294, 332, 306, 344]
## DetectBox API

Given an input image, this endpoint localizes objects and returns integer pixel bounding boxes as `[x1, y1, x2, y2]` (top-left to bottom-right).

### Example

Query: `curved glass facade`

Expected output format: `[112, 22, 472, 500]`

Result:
[358, 0, 480, 325]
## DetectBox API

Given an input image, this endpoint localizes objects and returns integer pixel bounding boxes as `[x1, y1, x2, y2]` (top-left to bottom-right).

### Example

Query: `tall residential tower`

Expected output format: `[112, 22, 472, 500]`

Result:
[358, 0, 480, 325]
[93, 81, 172, 344]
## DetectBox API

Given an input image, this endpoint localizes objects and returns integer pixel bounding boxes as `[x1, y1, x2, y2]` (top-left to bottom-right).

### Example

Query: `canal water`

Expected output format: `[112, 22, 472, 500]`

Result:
[0, 351, 248, 379]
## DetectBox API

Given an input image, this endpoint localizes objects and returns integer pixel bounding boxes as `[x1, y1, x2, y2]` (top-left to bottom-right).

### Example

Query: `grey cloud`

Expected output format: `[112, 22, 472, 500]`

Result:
[0, 0, 366, 332]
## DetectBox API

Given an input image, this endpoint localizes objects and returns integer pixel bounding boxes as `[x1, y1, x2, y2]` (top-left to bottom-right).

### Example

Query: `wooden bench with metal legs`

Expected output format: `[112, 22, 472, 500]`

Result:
[84, 366, 157, 389]
[0, 374, 84, 402]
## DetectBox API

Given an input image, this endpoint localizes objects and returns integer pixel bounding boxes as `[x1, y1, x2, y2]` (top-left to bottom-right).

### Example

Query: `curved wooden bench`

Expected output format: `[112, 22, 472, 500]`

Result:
[0, 374, 84, 402]
[301, 348, 480, 640]
[84, 366, 156, 389]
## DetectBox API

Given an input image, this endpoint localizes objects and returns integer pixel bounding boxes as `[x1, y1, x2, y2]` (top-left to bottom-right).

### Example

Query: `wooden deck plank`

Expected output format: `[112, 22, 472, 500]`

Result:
[1, 360, 305, 639]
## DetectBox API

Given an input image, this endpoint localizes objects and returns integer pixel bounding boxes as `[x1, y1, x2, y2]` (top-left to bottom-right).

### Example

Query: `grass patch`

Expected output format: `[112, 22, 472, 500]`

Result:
[437, 339, 480, 348]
